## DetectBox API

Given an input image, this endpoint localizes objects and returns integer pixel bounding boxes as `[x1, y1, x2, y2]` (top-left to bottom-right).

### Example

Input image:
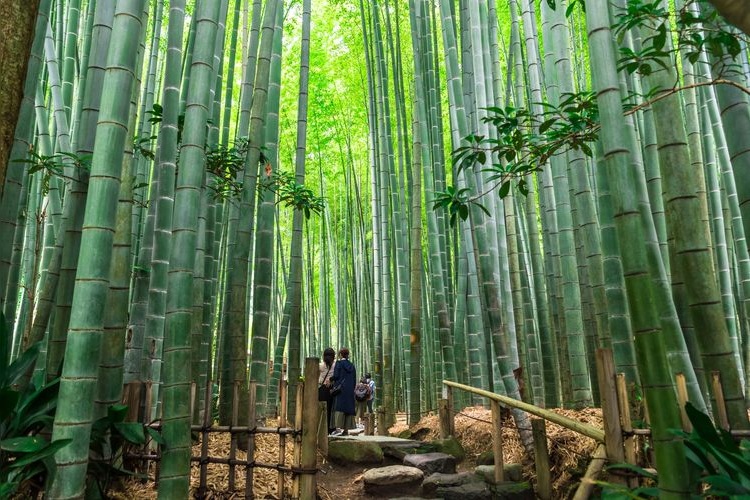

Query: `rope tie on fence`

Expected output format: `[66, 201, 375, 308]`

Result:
[289, 466, 319, 475]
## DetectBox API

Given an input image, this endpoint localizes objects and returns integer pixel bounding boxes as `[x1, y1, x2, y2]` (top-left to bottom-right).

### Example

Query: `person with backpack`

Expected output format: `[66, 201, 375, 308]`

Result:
[365, 373, 375, 414]
[354, 377, 371, 426]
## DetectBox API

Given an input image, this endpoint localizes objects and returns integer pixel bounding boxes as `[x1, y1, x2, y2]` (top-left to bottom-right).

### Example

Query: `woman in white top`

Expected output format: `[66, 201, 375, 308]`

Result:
[318, 347, 336, 433]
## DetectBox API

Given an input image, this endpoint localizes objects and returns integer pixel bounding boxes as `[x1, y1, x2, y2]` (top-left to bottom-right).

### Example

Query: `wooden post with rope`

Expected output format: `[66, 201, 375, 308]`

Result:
[532, 418, 551, 500]
[595, 349, 625, 486]
[299, 358, 319, 499]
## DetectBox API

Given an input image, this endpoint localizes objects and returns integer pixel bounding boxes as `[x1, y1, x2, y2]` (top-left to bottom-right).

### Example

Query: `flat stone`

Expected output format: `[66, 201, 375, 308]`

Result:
[431, 436, 466, 463]
[436, 480, 492, 500]
[490, 481, 534, 499]
[330, 434, 422, 447]
[383, 443, 438, 460]
[404, 452, 457, 475]
[363, 465, 424, 496]
[327, 440, 383, 465]
[422, 472, 482, 496]
[474, 463, 523, 483]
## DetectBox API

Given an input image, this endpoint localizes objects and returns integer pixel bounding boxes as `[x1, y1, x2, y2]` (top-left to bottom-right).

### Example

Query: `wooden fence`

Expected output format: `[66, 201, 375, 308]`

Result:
[122, 357, 320, 499]
[442, 348, 740, 500]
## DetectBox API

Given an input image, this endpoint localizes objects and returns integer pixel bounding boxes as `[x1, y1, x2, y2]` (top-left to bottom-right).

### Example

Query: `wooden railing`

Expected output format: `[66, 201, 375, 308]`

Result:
[442, 348, 742, 500]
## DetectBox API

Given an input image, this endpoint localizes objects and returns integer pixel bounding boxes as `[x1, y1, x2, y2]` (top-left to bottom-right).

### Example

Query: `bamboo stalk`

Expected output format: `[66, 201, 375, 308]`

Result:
[442, 380, 605, 442]
[572, 444, 607, 500]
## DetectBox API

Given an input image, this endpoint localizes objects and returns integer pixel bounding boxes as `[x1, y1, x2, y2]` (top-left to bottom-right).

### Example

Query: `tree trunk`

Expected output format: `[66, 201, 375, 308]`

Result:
[0, 0, 40, 199]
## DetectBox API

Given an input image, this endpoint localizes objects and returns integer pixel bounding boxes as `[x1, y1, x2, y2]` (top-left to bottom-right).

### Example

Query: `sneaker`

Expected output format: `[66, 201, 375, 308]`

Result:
[329, 429, 343, 436]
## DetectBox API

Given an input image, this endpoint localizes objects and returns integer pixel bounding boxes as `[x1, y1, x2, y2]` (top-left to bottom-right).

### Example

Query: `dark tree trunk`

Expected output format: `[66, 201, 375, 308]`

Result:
[0, 0, 40, 198]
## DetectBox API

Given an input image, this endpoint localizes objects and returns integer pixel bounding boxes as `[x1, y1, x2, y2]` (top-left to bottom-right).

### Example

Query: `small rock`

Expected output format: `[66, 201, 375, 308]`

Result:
[474, 463, 523, 483]
[422, 472, 482, 495]
[490, 481, 534, 499]
[431, 436, 466, 463]
[327, 440, 383, 465]
[404, 452, 457, 475]
[437, 480, 492, 500]
[363, 465, 424, 496]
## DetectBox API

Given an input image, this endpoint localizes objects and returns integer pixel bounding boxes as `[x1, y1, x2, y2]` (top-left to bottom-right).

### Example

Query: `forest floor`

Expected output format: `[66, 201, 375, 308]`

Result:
[116, 406, 603, 499]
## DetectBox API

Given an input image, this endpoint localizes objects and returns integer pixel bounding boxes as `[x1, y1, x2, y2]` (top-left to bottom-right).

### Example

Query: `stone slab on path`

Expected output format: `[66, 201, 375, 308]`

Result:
[328, 435, 422, 447]
[403, 452, 457, 475]
[327, 439, 383, 465]
[362, 465, 424, 497]
[422, 472, 483, 496]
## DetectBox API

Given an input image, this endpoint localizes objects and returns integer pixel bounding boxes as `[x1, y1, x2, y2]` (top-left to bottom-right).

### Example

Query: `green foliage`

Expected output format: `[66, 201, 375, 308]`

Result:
[0, 314, 68, 498]
[598, 403, 750, 499]
[258, 168, 326, 218]
[14, 149, 92, 195]
[86, 403, 159, 498]
[206, 138, 250, 200]
[437, 93, 598, 224]
[612, 0, 747, 75]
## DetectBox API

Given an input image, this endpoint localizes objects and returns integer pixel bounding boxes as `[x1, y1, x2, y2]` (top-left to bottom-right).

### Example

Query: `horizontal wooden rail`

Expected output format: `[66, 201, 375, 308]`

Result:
[443, 380, 606, 443]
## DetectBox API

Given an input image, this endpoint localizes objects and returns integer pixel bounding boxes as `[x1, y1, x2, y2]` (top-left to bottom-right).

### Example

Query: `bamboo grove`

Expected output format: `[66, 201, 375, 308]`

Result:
[2, 0, 750, 497]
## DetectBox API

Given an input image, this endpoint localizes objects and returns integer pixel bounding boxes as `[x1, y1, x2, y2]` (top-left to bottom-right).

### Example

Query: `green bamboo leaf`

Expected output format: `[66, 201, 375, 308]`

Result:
[107, 404, 128, 423]
[1, 436, 48, 453]
[458, 204, 469, 221]
[114, 422, 146, 445]
[499, 180, 511, 198]
[7, 439, 71, 470]
[704, 475, 750, 495]
[605, 462, 657, 480]
[146, 427, 166, 446]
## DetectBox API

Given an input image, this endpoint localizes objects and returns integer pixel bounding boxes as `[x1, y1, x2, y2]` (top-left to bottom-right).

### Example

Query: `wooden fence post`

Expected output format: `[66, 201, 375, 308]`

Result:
[365, 413, 374, 436]
[675, 373, 691, 432]
[595, 349, 625, 486]
[532, 418, 551, 500]
[292, 370, 304, 499]
[377, 408, 387, 436]
[299, 358, 319, 500]
[228, 382, 240, 490]
[446, 385, 455, 435]
[317, 402, 328, 456]
[490, 400, 504, 483]
[245, 382, 257, 500]
[438, 399, 451, 438]
[711, 371, 730, 431]
[278, 379, 288, 499]
[616, 374, 638, 488]
[198, 379, 212, 498]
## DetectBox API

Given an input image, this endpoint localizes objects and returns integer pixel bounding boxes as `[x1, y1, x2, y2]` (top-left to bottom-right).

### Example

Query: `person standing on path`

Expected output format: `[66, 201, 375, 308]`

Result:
[318, 347, 337, 434]
[330, 347, 356, 435]
[365, 373, 375, 414]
